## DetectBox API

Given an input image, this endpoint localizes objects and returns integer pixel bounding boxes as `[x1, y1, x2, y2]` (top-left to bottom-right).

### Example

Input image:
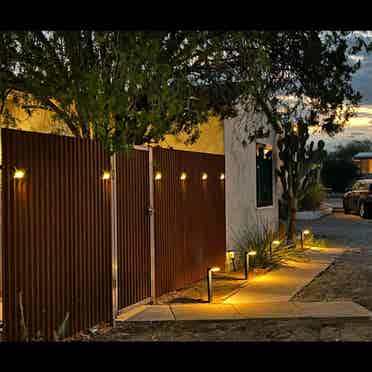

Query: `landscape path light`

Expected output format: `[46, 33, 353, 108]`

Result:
[270, 239, 281, 260]
[207, 267, 220, 303]
[244, 251, 256, 280]
[300, 229, 311, 250]
[227, 250, 236, 272]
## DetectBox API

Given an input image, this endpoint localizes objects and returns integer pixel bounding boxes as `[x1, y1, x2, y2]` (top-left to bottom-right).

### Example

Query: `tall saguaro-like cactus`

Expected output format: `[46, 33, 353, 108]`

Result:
[277, 115, 327, 243]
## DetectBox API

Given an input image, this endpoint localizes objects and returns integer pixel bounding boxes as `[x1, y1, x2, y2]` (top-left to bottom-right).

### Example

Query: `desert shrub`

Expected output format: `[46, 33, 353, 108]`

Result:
[298, 184, 326, 211]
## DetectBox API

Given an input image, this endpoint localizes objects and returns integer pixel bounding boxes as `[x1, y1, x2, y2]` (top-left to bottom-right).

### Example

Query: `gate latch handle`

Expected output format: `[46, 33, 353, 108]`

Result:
[148, 207, 155, 216]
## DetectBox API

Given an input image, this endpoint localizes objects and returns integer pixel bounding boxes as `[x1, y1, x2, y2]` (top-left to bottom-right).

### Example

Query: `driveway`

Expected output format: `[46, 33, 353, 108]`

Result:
[297, 211, 372, 250]
[294, 211, 372, 318]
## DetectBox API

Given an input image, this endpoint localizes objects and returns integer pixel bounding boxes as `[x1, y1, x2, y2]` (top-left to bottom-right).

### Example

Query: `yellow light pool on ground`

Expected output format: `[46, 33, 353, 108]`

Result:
[155, 172, 162, 180]
[102, 171, 111, 180]
[14, 169, 25, 179]
[202, 173, 208, 180]
[180, 172, 187, 180]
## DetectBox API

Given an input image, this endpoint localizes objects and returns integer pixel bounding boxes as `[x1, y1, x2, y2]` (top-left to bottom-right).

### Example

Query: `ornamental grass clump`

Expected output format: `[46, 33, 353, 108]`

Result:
[231, 218, 308, 270]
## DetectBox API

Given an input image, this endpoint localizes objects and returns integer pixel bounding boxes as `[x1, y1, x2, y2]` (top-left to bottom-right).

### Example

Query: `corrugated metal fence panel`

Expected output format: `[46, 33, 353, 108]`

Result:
[116, 149, 151, 309]
[153, 147, 226, 297]
[1, 129, 112, 341]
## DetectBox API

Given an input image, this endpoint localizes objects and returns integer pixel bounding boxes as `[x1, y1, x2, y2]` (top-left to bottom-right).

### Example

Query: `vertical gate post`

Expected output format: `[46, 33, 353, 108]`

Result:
[111, 153, 119, 323]
[149, 147, 156, 303]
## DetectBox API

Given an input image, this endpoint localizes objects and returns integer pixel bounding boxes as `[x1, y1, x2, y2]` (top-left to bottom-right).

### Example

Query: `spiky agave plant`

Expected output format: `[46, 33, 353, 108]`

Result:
[18, 291, 70, 341]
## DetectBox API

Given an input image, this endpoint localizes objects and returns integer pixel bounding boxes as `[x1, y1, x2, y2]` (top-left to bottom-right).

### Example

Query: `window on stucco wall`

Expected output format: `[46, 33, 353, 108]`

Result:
[256, 143, 273, 207]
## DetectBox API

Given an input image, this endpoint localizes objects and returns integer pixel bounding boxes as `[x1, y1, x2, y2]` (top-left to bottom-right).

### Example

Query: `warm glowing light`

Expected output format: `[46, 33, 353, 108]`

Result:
[248, 251, 257, 256]
[227, 250, 235, 259]
[272, 240, 281, 246]
[202, 173, 208, 180]
[293, 124, 298, 133]
[220, 173, 225, 180]
[210, 267, 220, 272]
[180, 172, 187, 181]
[155, 172, 162, 180]
[14, 169, 25, 179]
[102, 171, 111, 180]
[303, 229, 310, 235]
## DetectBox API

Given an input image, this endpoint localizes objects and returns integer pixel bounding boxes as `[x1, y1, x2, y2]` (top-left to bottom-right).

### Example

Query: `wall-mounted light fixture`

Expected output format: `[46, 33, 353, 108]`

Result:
[220, 173, 225, 180]
[102, 171, 111, 180]
[207, 267, 220, 303]
[14, 169, 25, 179]
[202, 172, 208, 181]
[155, 172, 162, 180]
[180, 172, 187, 181]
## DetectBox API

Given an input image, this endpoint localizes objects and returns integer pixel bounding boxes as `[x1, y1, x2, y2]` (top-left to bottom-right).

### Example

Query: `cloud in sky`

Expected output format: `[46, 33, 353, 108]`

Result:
[309, 32, 372, 150]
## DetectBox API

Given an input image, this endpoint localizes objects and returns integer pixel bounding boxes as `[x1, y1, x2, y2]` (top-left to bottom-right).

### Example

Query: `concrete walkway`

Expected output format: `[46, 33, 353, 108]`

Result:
[117, 301, 372, 322]
[224, 246, 345, 304]
[117, 246, 372, 322]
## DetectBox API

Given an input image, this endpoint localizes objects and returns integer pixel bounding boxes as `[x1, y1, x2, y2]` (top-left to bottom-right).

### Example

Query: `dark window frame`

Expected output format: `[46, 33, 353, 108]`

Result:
[256, 143, 273, 208]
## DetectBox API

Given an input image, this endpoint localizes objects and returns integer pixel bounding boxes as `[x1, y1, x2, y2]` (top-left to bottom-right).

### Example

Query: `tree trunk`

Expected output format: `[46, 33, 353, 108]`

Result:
[287, 194, 297, 245]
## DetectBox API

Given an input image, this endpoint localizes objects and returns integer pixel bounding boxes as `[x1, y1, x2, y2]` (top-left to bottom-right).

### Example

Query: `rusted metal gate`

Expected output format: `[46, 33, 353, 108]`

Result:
[115, 148, 152, 312]
[1, 129, 112, 340]
[1, 129, 226, 340]
[153, 147, 226, 297]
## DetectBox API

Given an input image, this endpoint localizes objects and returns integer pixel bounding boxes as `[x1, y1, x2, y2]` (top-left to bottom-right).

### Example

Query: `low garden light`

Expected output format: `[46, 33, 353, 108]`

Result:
[207, 267, 220, 303]
[202, 172, 208, 181]
[102, 171, 111, 180]
[220, 173, 225, 180]
[300, 229, 311, 250]
[244, 250, 257, 280]
[270, 239, 281, 259]
[14, 169, 25, 179]
[227, 250, 236, 272]
[180, 172, 187, 181]
[155, 172, 162, 181]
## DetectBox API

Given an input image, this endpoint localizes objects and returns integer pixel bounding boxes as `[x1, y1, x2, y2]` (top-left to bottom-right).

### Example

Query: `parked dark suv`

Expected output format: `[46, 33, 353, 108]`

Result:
[343, 179, 372, 218]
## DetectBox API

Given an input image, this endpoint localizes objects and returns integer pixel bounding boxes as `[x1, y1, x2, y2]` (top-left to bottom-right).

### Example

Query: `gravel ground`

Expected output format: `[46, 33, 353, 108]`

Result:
[84, 212, 372, 342]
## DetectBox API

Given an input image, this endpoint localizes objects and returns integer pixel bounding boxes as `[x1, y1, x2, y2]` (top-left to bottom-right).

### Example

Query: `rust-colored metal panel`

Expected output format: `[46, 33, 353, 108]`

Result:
[116, 149, 151, 309]
[1, 129, 112, 341]
[153, 147, 226, 297]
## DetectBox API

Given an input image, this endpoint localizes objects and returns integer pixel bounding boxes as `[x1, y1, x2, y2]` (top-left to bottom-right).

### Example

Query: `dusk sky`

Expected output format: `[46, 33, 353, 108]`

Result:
[310, 31, 372, 151]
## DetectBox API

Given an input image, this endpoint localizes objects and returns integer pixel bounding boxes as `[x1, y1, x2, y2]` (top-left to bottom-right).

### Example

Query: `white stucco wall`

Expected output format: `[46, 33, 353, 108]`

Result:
[223, 107, 279, 258]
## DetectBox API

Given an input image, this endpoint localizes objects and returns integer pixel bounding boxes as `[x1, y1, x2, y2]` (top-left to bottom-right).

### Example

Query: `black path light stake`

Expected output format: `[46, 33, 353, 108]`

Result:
[244, 251, 257, 280]
[300, 229, 311, 250]
[227, 250, 236, 271]
[207, 267, 220, 303]
[270, 240, 281, 260]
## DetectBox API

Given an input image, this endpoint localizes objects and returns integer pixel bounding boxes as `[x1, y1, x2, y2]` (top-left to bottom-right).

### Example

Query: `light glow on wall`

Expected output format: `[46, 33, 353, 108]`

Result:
[220, 173, 225, 180]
